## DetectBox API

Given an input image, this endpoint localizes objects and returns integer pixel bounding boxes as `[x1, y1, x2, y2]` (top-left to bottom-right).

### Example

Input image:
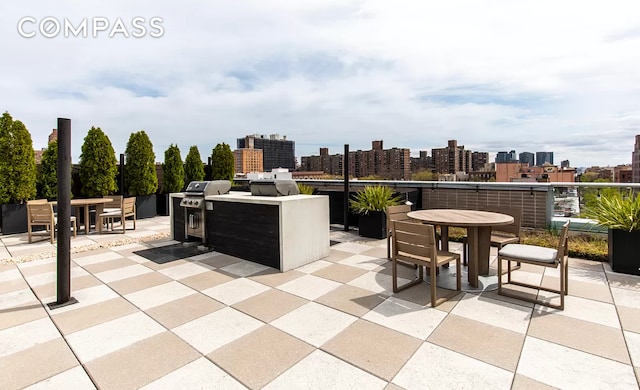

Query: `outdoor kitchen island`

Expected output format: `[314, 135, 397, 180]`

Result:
[204, 193, 330, 272]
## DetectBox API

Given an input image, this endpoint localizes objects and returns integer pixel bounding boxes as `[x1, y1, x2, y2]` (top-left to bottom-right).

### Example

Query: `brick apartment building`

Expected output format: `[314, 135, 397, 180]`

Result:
[432, 140, 471, 174]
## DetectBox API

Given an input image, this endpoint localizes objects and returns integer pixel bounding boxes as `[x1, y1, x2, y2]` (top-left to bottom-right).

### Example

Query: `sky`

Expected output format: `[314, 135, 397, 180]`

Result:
[1, 0, 639, 168]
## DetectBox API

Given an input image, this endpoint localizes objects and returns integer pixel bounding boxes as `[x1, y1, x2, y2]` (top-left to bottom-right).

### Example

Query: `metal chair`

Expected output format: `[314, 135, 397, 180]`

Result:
[497, 221, 570, 310]
[392, 220, 461, 307]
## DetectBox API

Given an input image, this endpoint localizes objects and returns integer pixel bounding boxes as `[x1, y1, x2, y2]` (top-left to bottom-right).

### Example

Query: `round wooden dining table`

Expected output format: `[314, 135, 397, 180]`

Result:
[407, 209, 514, 288]
[49, 198, 113, 235]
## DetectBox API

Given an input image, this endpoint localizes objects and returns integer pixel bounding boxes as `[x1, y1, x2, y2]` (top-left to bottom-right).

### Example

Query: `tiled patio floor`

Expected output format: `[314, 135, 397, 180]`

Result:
[1, 218, 639, 389]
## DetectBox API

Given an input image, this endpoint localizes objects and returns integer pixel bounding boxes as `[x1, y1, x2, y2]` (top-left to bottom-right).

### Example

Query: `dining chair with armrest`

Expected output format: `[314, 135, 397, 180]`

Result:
[497, 220, 570, 310]
[27, 200, 77, 243]
[392, 220, 461, 307]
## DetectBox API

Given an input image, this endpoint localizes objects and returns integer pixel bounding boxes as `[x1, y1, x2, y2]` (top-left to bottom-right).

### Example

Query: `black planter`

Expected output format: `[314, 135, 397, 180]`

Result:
[156, 194, 170, 216]
[608, 229, 640, 276]
[358, 211, 387, 239]
[135, 195, 157, 219]
[1, 203, 28, 234]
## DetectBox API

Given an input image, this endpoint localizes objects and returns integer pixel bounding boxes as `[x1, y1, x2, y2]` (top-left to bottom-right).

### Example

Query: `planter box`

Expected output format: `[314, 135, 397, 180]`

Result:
[156, 194, 170, 216]
[358, 211, 387, 239]
[608, 229, 640, 276]
[1, 203, 28, 234]
[135, 195, 157, 219]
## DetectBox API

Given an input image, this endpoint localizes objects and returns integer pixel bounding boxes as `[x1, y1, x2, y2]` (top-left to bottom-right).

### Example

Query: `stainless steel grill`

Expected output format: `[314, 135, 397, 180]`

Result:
[180, 180, 231, 240]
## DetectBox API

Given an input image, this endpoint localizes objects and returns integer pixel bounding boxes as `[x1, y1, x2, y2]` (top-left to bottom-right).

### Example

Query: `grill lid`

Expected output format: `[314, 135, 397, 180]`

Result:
[184, 180, 231, 196]
[249, 180, 300, 196]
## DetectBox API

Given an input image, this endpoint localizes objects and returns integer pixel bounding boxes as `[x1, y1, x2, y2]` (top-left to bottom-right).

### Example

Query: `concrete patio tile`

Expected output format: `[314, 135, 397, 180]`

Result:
[360, 246, 388, 259]
[315, 284, 386, 317]
[390, 282, 464, 310]
[248, 269, 305, 288]
[141, 258, 190, 271]
[607, 272, 640, 292]
[376, 262, 422, 280]
[0, 264, 20, 280]
[179, 269, 235, 290]
[529, 311, 630, 364]
[93, 264, 153, 284]
[271, 302, 357, 347]
[295, 259, 332, 274]
[450, 293, 532, 334]
[209, 325, 314, 390]
[24, 266, 89, 288]
[0, 338, 79, 390]
[232, 289, 308, 323]
[428, 314, 525, 371]
[173, 307, 263, 355]
[392, 342, 513, 390]
[511, 374, 558, 390]
[186, 251, 222, 261]
[107, 271, 172, 295]
[15, 261, 56, 277]
[197, 253, 243, 269]
[479, 286, 537, 309]
[32, 274, 103, 301]
[545, 264, 608, 285]
[541, 275, 613, 303]
[84, 331, 200, 390]
[124, 281, 196, 310]
[384, 383, 405, 390]
[0, 299, 46, 331]
[202, 278, 271, 305]
[611, 287, 640, 309]
[626, 330, 640, 368]
[42, 284, 120, 315]
[0, 286, 39, 311]
[82, 257, 137, 274]
[362, 296, 447, 340]
[140, 357, 246, 390]
[157, 261, 210, 280]
[65, 311, 165, 362]
[0, 317, 61, 358]
[536, 294, 621, 329]
[311, 263, 369, 284]
[331, 242, 377, 255]
[72, 251, 122, 267]
[146, 293, 224, 329]
[618, 306, 640, 334]
[51, 297, 138, 335]
[517, 336, 638, 389]
[347, 270, 413, 296]
[220, 260, 271, 277]
[25, 365, 96, 390]
[499, 268, 544, 286]
[277, 274, 341, 301]
[322, 248, 356, 263]
[339, 254, 388, 271]
[322, 319, 421, 381]
[568, 257, 605, 272]
[262, 350, 386, 390]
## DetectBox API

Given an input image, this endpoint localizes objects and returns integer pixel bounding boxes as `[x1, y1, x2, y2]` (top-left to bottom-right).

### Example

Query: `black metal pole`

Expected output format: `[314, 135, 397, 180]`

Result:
[208, 157, 212, 180]
[119, 153, 125, 195]
[49, 118, 76, 308]
[344, 144, 349, 231]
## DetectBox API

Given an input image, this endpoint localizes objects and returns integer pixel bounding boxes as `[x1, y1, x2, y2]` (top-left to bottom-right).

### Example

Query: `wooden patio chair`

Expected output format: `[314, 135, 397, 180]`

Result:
[463, 206, 522, 266]
[392, 220, 461, 307]
[27, 200, 77, 243]
[100, 195, 123, 230]
[497, 221, 570, 310]
[386, 204, 412, 259]
[98, 197, 136, 233]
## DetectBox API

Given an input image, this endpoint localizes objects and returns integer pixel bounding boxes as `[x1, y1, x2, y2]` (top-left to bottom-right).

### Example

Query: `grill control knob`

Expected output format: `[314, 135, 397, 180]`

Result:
[188, 200, 193, 205]
[194, 200, 199, 206]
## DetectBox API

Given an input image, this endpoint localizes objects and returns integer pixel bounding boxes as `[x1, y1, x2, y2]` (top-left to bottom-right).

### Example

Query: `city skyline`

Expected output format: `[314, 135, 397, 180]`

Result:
[2, 1, 640, 167]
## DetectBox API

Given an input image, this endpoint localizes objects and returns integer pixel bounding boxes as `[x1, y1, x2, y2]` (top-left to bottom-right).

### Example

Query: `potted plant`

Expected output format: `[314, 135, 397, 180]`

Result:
[0, 112, 37, 234]
[297, 183, 315, 195]
[125, 130, 158, 219]
[350, 185, 402, 239]
[158, 144, 184, 216]
[584, 190, 640, 275]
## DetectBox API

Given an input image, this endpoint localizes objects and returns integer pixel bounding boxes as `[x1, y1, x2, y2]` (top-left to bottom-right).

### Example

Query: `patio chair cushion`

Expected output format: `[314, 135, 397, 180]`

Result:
[498, 244, 557, 263]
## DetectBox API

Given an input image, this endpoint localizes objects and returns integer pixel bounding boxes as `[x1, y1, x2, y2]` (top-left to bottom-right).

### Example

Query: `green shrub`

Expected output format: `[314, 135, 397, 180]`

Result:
[38, 139, 63, 200]
[125, 130, 158, 196]
[349, 185, 402, 215]
[79, 126, 118, 197]
[162, 144, 184, 193]
[211, 143, 234, 181]
[184, 145, 205, 184]
[297, 183, 315, 195]
[0, 112, 37, 203]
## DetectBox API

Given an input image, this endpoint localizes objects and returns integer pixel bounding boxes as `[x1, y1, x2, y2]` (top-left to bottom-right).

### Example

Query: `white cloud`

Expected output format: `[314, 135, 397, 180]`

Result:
[0, 0, 639, 167]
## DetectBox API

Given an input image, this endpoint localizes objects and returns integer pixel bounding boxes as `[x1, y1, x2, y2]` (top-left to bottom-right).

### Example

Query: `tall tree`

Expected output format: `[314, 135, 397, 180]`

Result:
[184, 145, 205, 184]
[162, 144, 184, 193]
[210, 142, 234, 181]
[79, 126, 118, 197]
[124, 130, 158, 196]
[0, 112, 36, 203]
[38, 139, 60, 199]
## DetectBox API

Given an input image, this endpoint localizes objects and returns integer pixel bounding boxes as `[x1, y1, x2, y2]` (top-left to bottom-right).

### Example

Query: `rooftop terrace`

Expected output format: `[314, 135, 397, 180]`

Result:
[1, 216, 639, 389]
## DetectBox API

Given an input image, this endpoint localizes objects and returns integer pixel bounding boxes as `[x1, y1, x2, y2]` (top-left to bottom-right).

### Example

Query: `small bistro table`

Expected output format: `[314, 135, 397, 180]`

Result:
[407, 209, 514, 288]
[50, 198, 113, 235]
